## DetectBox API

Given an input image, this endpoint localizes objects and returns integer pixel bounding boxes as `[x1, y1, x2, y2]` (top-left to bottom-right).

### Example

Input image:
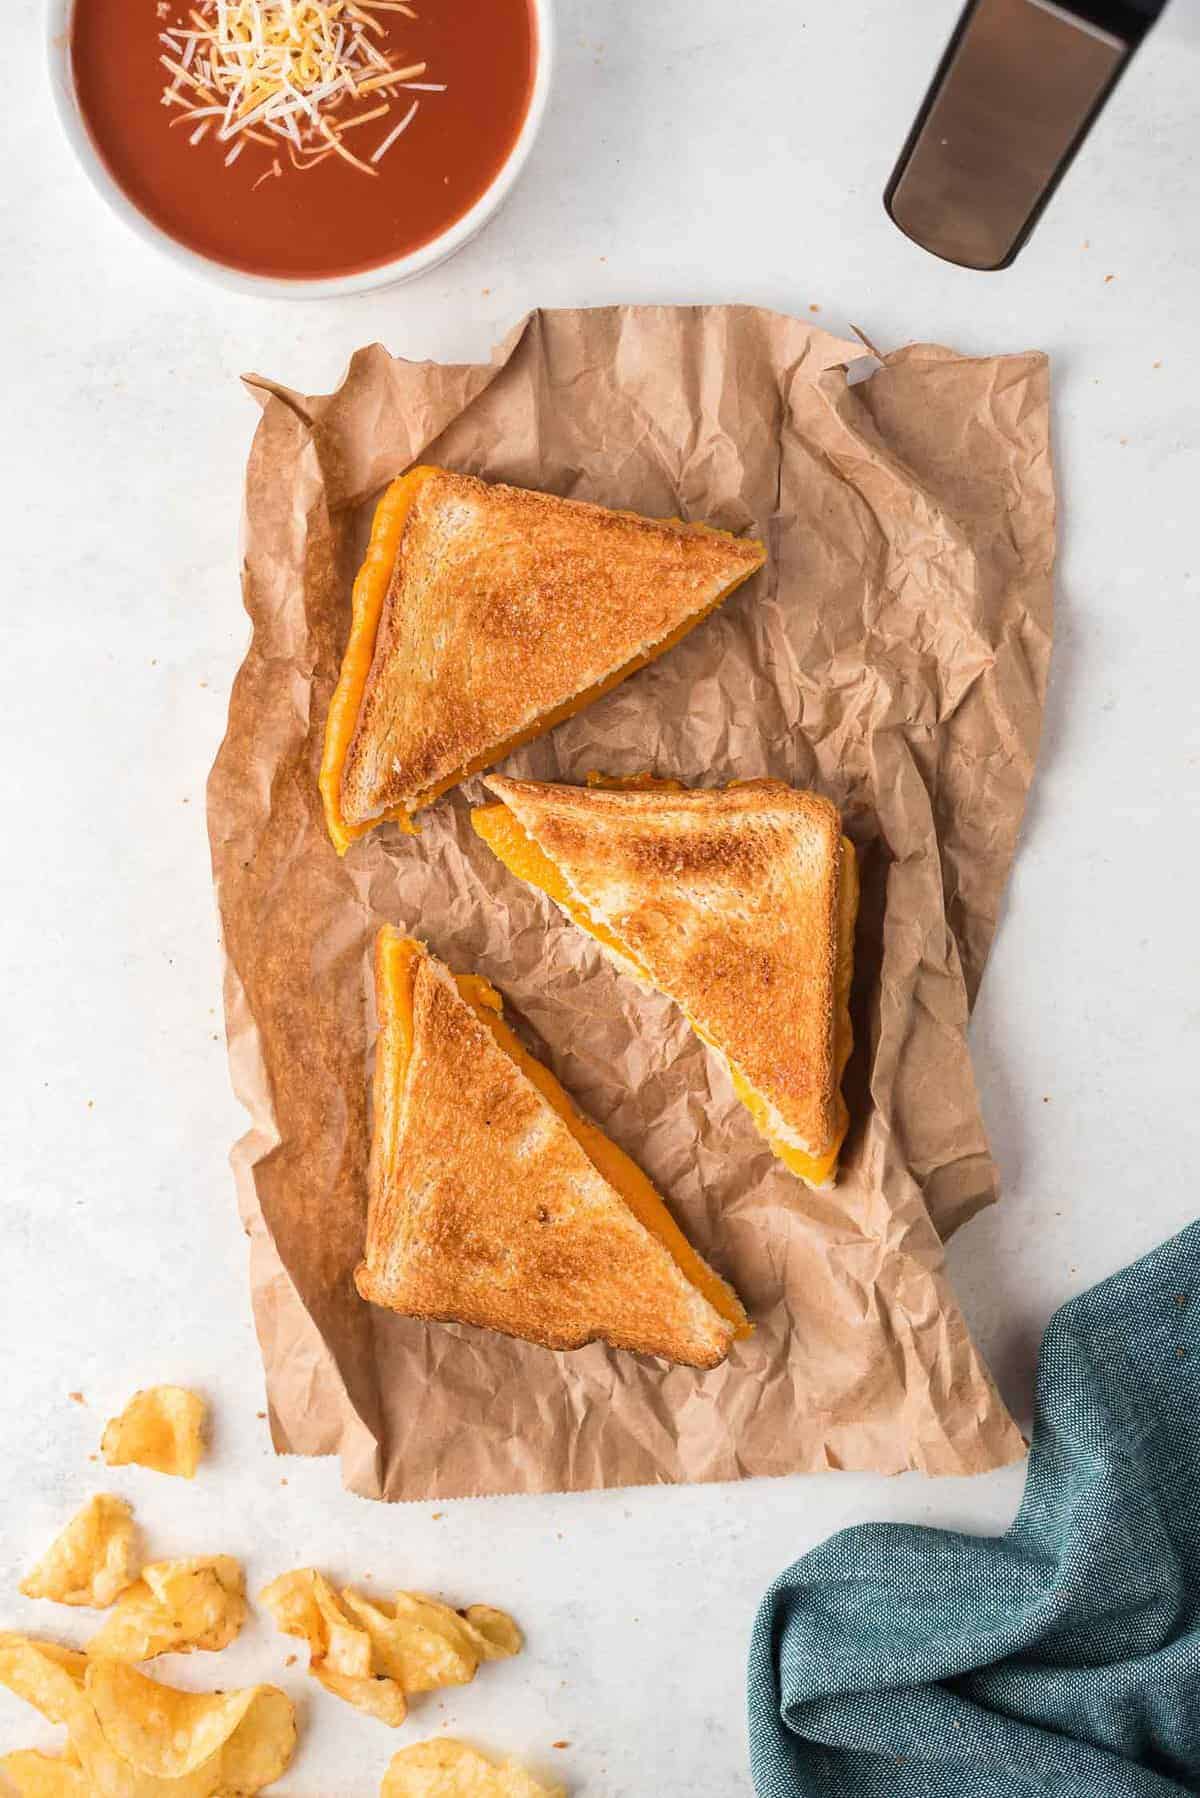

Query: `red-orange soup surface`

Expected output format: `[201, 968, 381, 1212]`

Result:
[69, 0, 536, 280]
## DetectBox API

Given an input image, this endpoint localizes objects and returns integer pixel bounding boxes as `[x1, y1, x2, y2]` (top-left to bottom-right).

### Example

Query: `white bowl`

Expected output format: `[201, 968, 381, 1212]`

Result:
[47, 0, 554, 298]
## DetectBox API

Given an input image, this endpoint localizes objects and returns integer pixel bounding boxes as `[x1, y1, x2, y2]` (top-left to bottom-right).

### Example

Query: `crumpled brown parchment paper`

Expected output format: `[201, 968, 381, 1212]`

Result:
[207, 306, 1054, 1499]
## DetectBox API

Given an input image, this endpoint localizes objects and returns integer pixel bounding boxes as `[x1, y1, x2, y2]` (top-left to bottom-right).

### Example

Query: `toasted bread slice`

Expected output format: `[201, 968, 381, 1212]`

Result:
[473, 778, 858, 1188]
[320, 468, 765, 853]
[355, 931, 749, 1369]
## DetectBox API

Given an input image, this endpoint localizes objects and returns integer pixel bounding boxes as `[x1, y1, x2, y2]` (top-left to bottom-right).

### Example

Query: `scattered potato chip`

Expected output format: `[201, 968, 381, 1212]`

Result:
[313, 1662, 410, 1727]
[258, 1569, 368, 1676]
[380, 1740, 566, 1798]
[0, 1640, 295, 1798]
[260, 1570, 521, 1727]
[85, 1661, 294, 1792]
[345, 1591, 523, 1694]
[0, 1749, 89, 1796]
[197, 1684, 296, 1796]
[260, 1570, 394, 1724]
[0, 1637, 88, 1727]
[87, 1556, 246, 1661]
[458, 1606, 524, 1661]
[101, 1386, 207, 1478]
[18, 1495, 137, 1608]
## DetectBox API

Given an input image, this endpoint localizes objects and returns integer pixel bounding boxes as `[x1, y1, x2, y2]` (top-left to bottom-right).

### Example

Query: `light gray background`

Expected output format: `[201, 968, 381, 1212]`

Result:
[2, 2, 1198, 1792]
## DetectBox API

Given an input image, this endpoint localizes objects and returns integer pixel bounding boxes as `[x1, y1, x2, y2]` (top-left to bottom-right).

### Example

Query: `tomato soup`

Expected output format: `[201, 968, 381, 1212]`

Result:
[69, 0, 536, 280]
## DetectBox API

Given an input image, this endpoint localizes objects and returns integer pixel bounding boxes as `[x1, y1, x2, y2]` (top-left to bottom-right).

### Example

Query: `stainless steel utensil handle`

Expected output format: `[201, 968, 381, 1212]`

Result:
[885, 0, 1165, 270]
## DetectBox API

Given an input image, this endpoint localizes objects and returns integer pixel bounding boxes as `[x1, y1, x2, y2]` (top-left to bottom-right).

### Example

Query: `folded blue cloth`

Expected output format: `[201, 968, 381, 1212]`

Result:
[749, 1223, 1200, 1797]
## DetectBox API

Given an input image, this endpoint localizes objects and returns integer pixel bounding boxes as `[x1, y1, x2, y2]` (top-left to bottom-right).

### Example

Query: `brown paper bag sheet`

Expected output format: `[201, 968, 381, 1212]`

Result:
[208, 306, 1054, 1499]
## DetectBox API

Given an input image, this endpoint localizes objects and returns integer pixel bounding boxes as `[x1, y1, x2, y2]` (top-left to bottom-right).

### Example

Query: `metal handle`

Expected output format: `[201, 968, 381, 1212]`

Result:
[885, 0, 1165, 271]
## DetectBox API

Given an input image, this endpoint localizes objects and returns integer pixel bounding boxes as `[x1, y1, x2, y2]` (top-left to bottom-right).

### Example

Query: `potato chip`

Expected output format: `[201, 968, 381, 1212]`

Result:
[460, 1607, 524, 1661]
[19, 1494, 137, 1609]
[380, 1740, 566, 1798]
[0, 1749, 89, 1796]
[259, 1569, 396, 1724]
[313, 1664, 410, 1727]
[87, 1662, 255, 1779]
[200, 1685, 296, 1796]
[86, 1556, 246, 1661]
[260, 1570, 521, 1728]
[0, 1637, 88, 1727]
[101, 1386, 207, 1479]
[258, 1568, 371, 1677]
[344, 1591, 523, 1694]
[85, 1661, 294, 1791]
[0, 1638, 295, 1798]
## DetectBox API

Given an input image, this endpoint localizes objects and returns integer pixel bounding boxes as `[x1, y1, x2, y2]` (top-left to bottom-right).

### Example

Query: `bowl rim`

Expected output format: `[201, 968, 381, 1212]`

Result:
[46, 0, 554, 298]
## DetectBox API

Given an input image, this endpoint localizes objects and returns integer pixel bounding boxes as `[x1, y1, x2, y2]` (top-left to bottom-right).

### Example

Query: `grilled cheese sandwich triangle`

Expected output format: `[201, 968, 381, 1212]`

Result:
[474, 777, 858, 1188]
[321, 467, 765, 853]
[355, 931, 749, 1369]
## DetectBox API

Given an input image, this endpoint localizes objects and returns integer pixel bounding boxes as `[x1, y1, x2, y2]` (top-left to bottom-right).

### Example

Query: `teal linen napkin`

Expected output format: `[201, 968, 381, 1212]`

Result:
[749, 1223, 1200, 1796]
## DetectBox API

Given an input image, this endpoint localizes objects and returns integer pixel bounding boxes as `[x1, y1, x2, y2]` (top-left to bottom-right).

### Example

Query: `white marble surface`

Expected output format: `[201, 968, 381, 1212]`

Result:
[3, 0, 1200, 1792]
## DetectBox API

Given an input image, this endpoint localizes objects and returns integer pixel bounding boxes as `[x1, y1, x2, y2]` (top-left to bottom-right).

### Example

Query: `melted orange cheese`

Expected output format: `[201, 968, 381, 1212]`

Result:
[372, 929, 425, 1190]
[583, 772, 687, 791]
[322, 468, 437, 856]
[474, 801, 654, 978]
[321, 473, 760, 855]
[376, 932, 748, 1337]
[472, 802, 858, 1188]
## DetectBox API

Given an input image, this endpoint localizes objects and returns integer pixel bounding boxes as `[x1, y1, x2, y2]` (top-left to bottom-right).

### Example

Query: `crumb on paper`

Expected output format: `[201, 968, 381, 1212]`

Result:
[1154, 360, 1163, 368]
[432, 1512, 444, 1520]
[552, 1741, 570, 1750]
[1104, 273, 1115, 283]
[69, 1392, 85, 1404]
[809, 304, 821, 314]
[257, 1411, 267, 1420]
[285, 1653, 298, 1666]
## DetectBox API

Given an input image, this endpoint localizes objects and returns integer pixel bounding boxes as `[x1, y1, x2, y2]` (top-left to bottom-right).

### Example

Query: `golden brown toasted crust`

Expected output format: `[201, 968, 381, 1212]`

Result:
[483, 777, 843, 1154]
[339, 470, 764, 825]
[356, 945, 737, 1369]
